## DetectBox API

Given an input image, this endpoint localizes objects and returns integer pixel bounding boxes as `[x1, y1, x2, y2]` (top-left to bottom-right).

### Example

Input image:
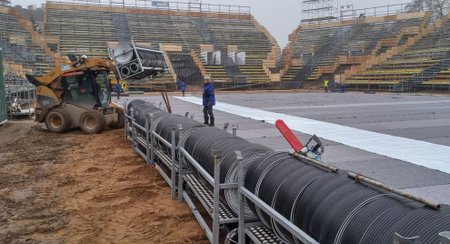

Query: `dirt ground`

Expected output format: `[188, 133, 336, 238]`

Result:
[0, 121, 207, 243]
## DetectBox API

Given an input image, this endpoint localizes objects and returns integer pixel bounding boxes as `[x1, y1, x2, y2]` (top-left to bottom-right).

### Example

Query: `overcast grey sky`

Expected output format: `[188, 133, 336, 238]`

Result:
[13, 0, 410, 48]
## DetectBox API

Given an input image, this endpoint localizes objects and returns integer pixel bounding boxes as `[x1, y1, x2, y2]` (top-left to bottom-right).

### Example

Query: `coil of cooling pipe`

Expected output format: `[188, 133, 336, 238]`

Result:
[177, 126, 275, 218]
[128, 100, 206, 150]
[127, 101, 167, 128]
[245, 151, 450, 244]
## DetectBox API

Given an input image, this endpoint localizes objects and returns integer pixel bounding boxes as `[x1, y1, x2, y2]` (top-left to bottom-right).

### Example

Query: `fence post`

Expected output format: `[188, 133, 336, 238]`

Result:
[145, 114, 151, 164]
[149, 113, 155, 164]
[130, 108, 137, 153]
[178, 124, 184, 203]
[236, 150, 245, 244]
[212, 150, 221, 244]
[170, 126, 177, 199]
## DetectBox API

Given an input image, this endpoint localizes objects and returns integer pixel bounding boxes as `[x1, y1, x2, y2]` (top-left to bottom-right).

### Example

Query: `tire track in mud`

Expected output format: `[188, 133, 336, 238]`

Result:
[0, 123, 71, 243]
[0, 123, 207, 243]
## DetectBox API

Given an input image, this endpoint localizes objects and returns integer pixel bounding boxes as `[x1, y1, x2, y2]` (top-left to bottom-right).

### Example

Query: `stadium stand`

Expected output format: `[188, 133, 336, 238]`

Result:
[43, 1, 278, 90]
[425, 64, 450, 88]
[0, 6, 54, 75]
[1, 1, 446, 92]
[343, 12, 450, 91]
[281, 12, 427, 87]
[44, 5, 117, 58]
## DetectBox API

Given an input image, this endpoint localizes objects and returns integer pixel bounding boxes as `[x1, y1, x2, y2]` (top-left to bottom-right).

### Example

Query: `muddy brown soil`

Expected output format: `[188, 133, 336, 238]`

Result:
[0, 121, 207, 243]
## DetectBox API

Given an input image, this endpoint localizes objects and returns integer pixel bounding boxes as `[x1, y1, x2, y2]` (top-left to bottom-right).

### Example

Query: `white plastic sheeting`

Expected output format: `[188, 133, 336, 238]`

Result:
[176, 96, 450, 175]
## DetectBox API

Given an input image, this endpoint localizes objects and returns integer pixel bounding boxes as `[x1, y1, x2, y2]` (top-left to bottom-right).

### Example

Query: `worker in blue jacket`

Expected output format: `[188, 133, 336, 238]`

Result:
[176, 79, 187, 97]
[202, 76, 215, 126]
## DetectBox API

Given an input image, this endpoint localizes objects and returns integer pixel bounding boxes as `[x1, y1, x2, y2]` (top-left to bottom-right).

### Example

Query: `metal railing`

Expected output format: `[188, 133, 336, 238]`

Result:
[302, 3, 412, 24]
[46, 0, 251, 15]
[339, 3, 409, 21]
[4, 75, 36, 119]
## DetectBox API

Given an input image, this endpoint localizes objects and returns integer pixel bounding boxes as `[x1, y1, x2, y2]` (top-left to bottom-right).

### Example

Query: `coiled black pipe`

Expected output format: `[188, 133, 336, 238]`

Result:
[127, 100, 166, 127]
[222, 143, 271, 217]
[154, 114, 206, 155]
[248, 152, 450, 244]
[178, 126, 274, 218]
[128, 100, 274, 217]
[336, 195, 416, 244]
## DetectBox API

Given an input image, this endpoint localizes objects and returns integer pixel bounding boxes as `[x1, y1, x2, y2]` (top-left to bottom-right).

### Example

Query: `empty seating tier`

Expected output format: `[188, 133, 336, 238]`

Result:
[345, 15, 450, 90]
[0, 7, 54, 74]
[44, 2, 275, 89]
[281, 12, 428, 86]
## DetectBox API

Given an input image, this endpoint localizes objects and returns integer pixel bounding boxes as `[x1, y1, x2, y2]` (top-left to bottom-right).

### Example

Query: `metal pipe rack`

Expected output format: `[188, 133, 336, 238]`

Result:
[124, 104, 320, 243]
[122, 100, 450, 244]
[235, 151, 318, 244]
[178, 141, 239, 243]
[124, 102, 178, 198]
[124, 100, 242, 244]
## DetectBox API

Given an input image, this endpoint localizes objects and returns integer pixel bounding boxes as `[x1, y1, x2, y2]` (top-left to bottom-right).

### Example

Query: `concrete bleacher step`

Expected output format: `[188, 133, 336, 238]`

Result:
[111, 13, 132, 41]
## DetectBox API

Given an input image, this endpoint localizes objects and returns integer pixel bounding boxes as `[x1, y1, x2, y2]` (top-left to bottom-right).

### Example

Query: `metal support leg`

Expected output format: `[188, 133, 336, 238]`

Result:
[123, 101, 128, 139]
[178, 124, 184, 203]
[232, 124, 238, 136]
[170, 127, 177, 200]
[149, 114, 155, 164]
[131, 108, 137, 153]
[236, 150, 245, 244]
[145, 115, 151, 165]
[223, 122, 230, 132]
[212, 150, 222, 244]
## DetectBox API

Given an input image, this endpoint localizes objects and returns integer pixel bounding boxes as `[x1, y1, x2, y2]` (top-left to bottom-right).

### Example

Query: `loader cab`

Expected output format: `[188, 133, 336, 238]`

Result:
[62, 70, 111, 110]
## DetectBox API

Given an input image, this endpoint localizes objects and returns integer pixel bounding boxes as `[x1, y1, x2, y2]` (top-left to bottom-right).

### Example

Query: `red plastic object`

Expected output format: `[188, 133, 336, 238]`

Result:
[275, 119, 304, 152]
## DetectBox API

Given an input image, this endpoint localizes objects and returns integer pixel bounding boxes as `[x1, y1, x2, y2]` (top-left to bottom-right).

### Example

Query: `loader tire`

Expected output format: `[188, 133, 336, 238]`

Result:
[45, 109, 71, 133]
[110, 109, 124, 129]
[79, 111, 106, 134]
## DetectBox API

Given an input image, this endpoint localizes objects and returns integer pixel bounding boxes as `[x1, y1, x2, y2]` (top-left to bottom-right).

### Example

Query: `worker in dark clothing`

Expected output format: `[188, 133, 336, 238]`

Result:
[176, 79, 187, 97]
[114, 82, 121, 99]
[202, 76, 215, 126]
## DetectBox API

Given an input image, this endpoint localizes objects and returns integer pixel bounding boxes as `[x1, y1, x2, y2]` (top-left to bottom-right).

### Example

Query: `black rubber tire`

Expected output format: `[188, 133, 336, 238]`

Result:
[110, 109, 124, 128]
[45, 108, 71, 133]
[79, 110, 106, 134]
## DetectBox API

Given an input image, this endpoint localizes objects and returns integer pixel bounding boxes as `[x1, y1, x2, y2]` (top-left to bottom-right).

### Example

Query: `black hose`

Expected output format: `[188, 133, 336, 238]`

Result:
[336, 194, 413, 244]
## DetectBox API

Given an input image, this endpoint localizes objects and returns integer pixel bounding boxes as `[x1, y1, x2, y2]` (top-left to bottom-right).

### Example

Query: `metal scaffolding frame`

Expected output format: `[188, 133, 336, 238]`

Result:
[4, 75, 36, 118]
[301, 0, 337, 23]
